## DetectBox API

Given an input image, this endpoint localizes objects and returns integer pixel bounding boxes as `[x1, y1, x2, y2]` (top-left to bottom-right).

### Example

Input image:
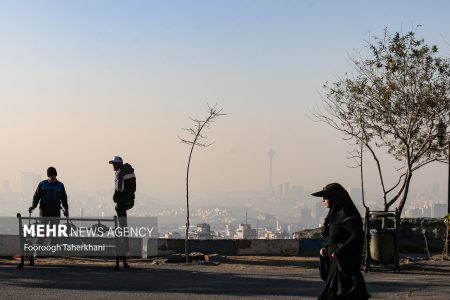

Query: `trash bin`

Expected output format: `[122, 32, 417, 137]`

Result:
[369, 230, 395, 264]
[364, 210, 400, 273]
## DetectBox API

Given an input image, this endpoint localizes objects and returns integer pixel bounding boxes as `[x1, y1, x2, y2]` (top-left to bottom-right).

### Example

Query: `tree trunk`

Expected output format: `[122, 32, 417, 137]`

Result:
[397, 172, 413, 216]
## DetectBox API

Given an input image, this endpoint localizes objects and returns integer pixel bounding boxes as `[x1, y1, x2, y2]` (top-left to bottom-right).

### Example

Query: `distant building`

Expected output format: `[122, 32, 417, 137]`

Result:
[224, 224, 235, 238]
[235, 224, 257, 239]
[299, 206, 312, 227]
[284, 182, 290, 196]
[263, 228, 279, 239]
[406, 207, 422, 218]
[431, 203, 447, 218]
[421, 206, 432, 218]
[190, 223, 214, 239]
[315, 201, 327, 226]
[262, 222, 290, 239]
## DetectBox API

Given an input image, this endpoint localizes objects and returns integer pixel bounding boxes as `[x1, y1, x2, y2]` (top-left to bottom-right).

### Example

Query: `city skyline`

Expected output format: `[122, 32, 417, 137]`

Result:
[1, 170, 446, 217]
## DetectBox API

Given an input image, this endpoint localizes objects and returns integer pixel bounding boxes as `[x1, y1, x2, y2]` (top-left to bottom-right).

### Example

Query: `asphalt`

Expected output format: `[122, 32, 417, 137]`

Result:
[1, 257, 449, 299]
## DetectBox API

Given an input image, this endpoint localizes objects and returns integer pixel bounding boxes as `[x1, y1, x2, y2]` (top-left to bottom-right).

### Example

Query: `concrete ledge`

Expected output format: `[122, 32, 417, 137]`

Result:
[149, 239, 237, 257]
[237, 239, 299, 255]
[147, 238, 325, 257]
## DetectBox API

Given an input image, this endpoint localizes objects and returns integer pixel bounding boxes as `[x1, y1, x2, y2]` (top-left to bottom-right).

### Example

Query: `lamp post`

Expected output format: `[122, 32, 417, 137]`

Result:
[437, 121, 449, 214]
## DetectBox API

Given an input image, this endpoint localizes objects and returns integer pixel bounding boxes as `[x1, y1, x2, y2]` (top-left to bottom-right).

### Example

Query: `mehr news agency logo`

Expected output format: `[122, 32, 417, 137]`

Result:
[22, 223, 154, 254]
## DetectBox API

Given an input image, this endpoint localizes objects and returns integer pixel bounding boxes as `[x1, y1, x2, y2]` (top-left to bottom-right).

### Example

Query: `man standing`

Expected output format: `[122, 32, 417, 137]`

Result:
[29, 166, 69, 218]
[109, 156, 136, 269]
[27, 167, 68, 266]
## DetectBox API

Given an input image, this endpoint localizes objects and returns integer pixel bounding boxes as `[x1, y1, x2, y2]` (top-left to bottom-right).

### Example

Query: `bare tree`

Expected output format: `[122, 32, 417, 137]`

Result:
[346, 144, 369, 212]
[179, 104, 226, 263]
[313, 28, 450, 214]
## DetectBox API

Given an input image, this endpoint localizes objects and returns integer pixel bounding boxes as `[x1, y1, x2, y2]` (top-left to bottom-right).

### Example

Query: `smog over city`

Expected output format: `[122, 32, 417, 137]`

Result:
[1, 1, 449, 238]
[2, 3, 450, 299]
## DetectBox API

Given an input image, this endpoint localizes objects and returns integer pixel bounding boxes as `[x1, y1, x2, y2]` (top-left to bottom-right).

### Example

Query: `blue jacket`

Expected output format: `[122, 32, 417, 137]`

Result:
[32, 180, 68, 216]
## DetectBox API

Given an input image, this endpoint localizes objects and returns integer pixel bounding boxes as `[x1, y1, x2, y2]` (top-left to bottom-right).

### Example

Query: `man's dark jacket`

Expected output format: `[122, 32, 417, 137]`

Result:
[31, 180, 68, 217]
[113, 163, 136, 205]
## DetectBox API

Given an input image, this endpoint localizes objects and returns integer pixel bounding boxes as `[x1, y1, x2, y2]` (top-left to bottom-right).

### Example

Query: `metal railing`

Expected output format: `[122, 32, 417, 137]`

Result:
[16, 213, 121, 269]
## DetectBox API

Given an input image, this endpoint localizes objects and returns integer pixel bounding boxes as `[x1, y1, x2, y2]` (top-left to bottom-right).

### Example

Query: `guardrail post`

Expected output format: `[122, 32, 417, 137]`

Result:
[113, 216, 120, 270]
[16, 213, 25, 268]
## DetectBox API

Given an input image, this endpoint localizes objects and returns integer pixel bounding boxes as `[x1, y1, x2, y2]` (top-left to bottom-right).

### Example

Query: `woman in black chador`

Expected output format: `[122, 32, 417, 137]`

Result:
[312, 183, 370, 300]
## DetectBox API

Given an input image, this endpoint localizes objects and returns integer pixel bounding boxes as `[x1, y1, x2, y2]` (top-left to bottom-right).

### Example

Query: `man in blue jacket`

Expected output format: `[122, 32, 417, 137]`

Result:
[29, 167, 69, 217]
[27, 167, 68, 266]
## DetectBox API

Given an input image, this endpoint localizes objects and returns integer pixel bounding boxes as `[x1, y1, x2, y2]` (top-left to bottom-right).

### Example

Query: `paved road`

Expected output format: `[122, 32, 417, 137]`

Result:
[1, 258, 449, 299]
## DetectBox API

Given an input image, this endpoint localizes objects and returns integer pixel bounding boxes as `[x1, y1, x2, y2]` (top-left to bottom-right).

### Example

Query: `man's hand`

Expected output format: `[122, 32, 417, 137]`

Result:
[28, 207, 34, 214]
[331, 253, 337, 260]
[63, 210, 69, 218]
[319, 247, 327, 257]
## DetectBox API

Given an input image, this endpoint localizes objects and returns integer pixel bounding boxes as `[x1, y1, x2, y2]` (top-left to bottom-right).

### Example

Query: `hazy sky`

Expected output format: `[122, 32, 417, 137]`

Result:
[1, 0, 449, 200]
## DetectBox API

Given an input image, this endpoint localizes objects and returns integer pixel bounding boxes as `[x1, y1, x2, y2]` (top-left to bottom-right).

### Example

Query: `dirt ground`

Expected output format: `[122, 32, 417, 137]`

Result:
[0, 255, 320, 269]
[1, 254, 448, 273]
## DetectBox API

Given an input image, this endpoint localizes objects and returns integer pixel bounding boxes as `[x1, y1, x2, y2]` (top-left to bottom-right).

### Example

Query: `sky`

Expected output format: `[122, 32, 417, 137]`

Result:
[0, 0, 449, 202]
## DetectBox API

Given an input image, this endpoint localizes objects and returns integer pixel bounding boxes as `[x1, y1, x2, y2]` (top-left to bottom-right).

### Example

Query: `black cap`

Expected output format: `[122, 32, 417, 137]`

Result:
[311, 183, 340, 198]
[47, 167, 57, 177]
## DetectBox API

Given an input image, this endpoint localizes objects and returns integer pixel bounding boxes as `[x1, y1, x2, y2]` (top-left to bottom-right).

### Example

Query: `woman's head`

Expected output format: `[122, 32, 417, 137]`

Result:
[312, 182, 362, 222]
[312, 183, 350, 205]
